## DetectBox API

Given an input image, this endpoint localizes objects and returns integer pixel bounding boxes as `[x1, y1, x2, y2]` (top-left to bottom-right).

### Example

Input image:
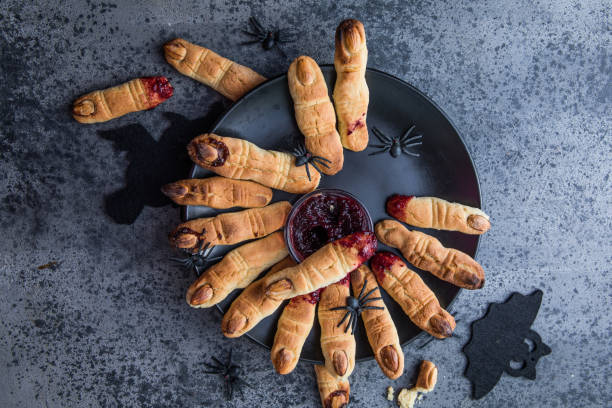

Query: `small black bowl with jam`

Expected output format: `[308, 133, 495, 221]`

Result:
[285, 189, 374, 262]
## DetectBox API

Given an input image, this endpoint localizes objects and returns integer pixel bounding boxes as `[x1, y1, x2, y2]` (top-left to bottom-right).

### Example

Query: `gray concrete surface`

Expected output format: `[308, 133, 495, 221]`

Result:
[1, 1, 610, 407]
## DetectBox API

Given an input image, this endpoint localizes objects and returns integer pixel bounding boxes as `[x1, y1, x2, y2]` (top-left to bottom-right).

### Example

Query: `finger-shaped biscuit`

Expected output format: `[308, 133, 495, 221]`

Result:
[72, 76, 173, 124]
[318, 278, 356, 380]
[370, 252, 456, 338]
[270, 290, 320, 374]
[351, 265, 404, 379]
[161, 177, 273, 208]
[164, 38, 265, 101]
[375, 220, 484, 289]
[221, 256, 296, 338]
[314, 364, 350, 408]
[333, 19, 369, 151]
[188, 133, 320, 194]
[387, 195, 490, 234]
[186, 231, 288, 308]
[263, 231, 377, 300]
[169, 201, 291, 251]
[288, 56, 344, 175]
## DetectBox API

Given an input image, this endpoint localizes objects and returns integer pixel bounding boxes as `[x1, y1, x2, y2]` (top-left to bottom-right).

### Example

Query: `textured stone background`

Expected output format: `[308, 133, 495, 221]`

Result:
[1, 0, 610, 407]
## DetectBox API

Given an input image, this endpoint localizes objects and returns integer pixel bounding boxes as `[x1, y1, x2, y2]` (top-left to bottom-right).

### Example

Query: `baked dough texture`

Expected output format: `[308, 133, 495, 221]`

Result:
[318, 279, 356, 380]
[161, 177, 273, 208]
[270, 290, 319, 374]
[168, 201, 291, 251]
[333, 19, 369, 151]
[263, 231, 377, 300]
[72, 76, 173, 123]
[387, 195, 490, 234]
[397, 360, 438, 408]
[188, 133, 320, 194]
[370, 252, 456, 339]
[221, 256, 296, 338]
[164, 38, 265, 101]
[351, 265, 404, 378]
[375, 220, 485, 290]
[314, 364, 350, 408]
[288, 55, 344, 175]
[185, 231, 288, 308]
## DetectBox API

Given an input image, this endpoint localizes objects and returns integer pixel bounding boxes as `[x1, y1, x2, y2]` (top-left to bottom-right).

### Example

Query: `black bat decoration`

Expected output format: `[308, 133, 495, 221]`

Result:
[463, 290, 551, 399]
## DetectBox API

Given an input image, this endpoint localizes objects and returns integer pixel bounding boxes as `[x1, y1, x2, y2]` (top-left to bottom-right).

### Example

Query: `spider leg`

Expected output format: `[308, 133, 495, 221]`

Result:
[336, 310, 351, 328]
[242, 30, 265, 40]
[359, 286, 379, 302]
[372, 127, 392, 144]
[361, 305, 384, 311]
[277, 37, 297, 43]
[368, 148, 391, 156]
[399, 124, 416, 143]
[236, 377, 253, 389]
[249, 16, 265, 35]
[402, 134, 423, 144]
[400, 147, 420, 157]
[351, 312, 358, 335]
[402, 141, 423, 148]
[309, 161, 324, 175]
[311, 155, 332, 163]
[276, 45, 288, 59]
[361, 297, 383, 306]
[304, 162, 312, 182]
[278, 29, 298, 42]
[356, 278, 368, 300]
[203, 361, 222, 371]
[312, 158, 330, 169]
[345, 313, 354, 333]
[211, 356, 224, 367]
[241, 39, 264, 45]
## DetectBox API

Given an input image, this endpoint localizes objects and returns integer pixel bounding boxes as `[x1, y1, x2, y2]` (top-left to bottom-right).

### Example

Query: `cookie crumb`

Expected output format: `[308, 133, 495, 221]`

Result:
[396, 360, 438, 408]
[386, 386, 394, 401]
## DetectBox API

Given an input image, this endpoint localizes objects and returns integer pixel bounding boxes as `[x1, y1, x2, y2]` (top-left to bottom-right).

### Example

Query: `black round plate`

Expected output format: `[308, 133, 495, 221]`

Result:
[184, 66, 481, 363]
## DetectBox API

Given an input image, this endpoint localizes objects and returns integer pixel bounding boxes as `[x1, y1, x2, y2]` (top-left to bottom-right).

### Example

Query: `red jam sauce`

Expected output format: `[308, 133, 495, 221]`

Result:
[347, 112, 366, 135]
[289, 192, 372, 261]
[370, 251, 404, 282]
[336, 273, 351, 287]
[141, 76, 174, 107]
[336, 231, 377, 263]
[324, 390, 348, 408]
[292, 288, 322, 305]
[203, 138, 229, 167]
[386, 194, 414, 218]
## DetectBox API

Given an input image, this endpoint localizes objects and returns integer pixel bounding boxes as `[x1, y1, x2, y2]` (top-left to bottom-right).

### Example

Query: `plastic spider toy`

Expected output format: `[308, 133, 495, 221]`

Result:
[203, 350, 251, 401]
[170, 241, 222, 277]
[368, 125, 423, 158]
[331, 279, 384, 334]
[242, 16, 297, 57]
[288, 140, 331, 181]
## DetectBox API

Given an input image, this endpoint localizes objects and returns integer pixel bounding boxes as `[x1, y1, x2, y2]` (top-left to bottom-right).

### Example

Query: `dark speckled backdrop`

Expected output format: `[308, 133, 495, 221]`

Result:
[1, 1, 610, 407]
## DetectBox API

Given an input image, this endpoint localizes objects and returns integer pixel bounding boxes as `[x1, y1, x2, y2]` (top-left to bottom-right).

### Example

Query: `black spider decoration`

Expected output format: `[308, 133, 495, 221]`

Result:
[203, 350, 252, 401]
[242, 16, 297, 57]
[331, 279, 384, 334]
[288, 140, 331, 182]
[368, 125, 423, 158]
[170, 241, 222, 277]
